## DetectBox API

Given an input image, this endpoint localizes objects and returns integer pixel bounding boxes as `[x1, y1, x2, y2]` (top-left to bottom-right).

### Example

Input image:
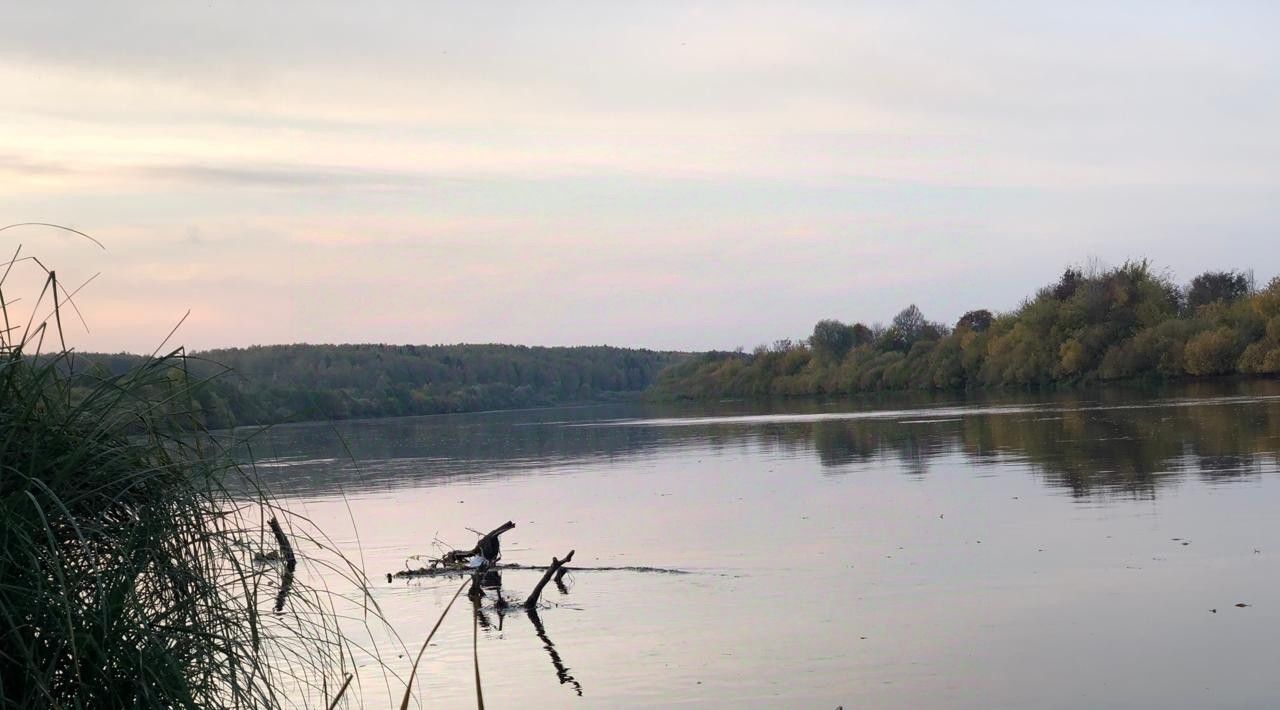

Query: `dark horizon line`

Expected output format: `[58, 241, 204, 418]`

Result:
[72, 341, 703, 358]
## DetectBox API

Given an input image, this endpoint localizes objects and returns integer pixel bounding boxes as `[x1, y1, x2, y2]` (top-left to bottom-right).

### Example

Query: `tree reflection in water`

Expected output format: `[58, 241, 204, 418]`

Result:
[250, 381, 1280, 501]
[801, 389, 1280, 497]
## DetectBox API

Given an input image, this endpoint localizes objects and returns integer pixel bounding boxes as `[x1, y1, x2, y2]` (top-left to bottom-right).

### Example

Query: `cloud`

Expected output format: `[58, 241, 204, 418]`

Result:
[133, 162, 429, 189]
[0, 153, 74, 176]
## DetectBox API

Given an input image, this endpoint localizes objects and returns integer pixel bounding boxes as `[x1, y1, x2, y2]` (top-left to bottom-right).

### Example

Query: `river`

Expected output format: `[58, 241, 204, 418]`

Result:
[249, 381, 1280, 708]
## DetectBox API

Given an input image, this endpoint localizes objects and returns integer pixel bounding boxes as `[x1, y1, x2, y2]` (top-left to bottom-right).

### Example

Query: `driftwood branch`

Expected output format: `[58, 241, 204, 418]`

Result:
[443, 521, 515, 567]
[268, 516, 297, 613]
[525, 550, 574, 609]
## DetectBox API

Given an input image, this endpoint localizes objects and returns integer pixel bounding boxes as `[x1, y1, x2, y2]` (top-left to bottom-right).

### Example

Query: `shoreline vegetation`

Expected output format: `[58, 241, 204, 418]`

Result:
[71, 344, 684, 428]
[653, 262, 1280, 400]
[1, 259, 391, 707]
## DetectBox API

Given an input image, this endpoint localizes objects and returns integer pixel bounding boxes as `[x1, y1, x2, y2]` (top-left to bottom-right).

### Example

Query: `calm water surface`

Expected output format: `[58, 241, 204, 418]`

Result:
[252, 383, 1280, 708]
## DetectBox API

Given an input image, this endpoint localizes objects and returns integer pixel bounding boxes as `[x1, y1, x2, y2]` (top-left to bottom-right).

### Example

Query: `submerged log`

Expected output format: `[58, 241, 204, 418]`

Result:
[391, 521, 518, 580]
[443, 520, 516, 568]
[524, 550, 574, 609]
[393, 561, 682, 579]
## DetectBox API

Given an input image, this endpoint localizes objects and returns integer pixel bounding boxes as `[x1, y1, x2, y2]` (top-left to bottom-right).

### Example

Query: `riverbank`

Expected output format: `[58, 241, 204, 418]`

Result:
[69, 343, 686, 428]
[652, 263, 1280, 401]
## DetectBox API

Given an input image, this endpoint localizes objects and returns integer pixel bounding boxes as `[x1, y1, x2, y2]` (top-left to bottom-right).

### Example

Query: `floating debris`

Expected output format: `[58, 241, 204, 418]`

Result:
[393, 521, 516, 578]
[394, 562, 689, 579]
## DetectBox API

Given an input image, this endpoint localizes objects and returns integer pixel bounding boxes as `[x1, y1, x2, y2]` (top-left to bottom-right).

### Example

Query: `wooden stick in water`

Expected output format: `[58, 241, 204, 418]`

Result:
[524, 550, 574, 609]
[268, 516, 297, 613]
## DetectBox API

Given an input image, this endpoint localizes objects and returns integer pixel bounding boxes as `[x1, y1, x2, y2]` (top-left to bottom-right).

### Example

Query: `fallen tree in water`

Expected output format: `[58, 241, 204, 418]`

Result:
[394, 521, 584, 704]
[392, 559, 687, 580]
[387, 520, 520, 581]
[387, 521, 581, 607]
[441, 520, 516, 569]
[390, 520, 689, 702]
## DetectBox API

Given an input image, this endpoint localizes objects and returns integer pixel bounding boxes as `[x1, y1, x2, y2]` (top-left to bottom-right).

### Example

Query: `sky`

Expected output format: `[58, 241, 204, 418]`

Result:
[2, 1, 1279, 353]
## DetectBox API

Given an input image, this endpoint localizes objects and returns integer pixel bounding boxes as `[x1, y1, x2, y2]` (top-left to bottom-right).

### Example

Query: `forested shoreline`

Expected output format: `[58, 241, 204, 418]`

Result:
[64, 262, 1280, 427]
[71, 344, 685, 428]
[653, 262, 1280, 399]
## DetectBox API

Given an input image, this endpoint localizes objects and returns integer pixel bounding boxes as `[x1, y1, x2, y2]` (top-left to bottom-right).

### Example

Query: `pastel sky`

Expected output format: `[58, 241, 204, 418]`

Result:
[3, 2, 1279, 353]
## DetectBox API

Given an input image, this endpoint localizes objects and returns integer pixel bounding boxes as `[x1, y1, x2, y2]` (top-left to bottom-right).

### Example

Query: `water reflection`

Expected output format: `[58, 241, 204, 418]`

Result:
[465, 568, 584, 697]
[527, 605, 583, 696]
[765, 389, 1280, 496]
[469, 569, 506, 631]
[246, 381, 1280, 500]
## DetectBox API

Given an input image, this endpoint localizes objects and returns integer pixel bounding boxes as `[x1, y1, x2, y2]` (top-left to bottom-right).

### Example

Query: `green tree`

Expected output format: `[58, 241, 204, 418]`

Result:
[809, 319, 858, 362]
[1183, 327, 1242, 375]
[1187, 270, 1251, 310]
[956, 309, 994, 332]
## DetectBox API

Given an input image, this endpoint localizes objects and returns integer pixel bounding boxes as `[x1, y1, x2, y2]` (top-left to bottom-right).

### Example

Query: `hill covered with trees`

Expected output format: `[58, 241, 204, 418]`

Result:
[653, 262, 1280, 399]
[76, 344, 684, 428]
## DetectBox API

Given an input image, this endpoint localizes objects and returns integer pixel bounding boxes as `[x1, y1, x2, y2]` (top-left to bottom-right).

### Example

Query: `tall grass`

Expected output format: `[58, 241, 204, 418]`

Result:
[0, 240, 390, 707]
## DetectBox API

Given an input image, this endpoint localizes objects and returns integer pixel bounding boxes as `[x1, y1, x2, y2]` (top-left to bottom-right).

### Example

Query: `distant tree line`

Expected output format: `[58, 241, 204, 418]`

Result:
[653, 262, 1280, 399]
[71, 344, 685, 428]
